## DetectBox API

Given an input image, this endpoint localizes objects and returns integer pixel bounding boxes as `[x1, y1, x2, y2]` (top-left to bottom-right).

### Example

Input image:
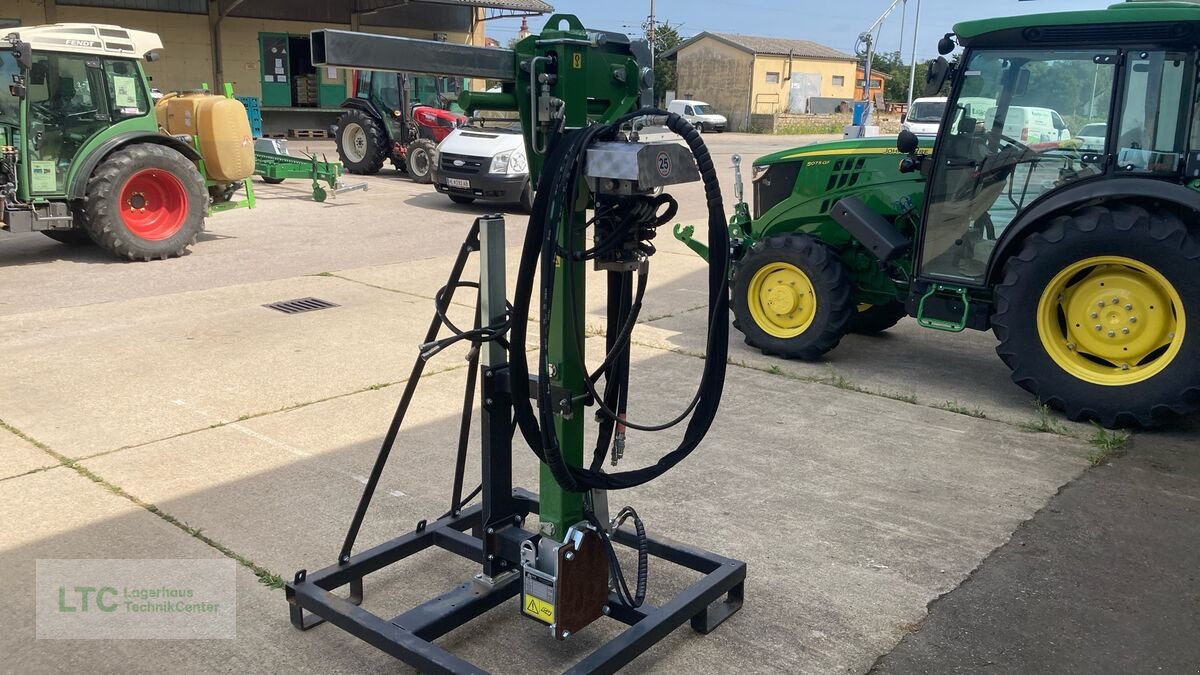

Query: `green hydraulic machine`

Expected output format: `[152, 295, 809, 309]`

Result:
[286, 15, 744, 673]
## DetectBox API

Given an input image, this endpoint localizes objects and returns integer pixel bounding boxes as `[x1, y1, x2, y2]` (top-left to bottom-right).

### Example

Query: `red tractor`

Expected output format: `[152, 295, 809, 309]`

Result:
[335, 70, 465, 183]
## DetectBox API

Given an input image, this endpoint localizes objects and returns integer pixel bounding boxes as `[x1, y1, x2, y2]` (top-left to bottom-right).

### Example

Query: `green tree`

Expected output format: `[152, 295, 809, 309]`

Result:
[650, 21, 681, 106]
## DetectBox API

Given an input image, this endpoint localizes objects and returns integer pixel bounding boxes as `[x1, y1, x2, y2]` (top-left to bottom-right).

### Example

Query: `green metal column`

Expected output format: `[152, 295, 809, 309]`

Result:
[538, 40, 590, 540]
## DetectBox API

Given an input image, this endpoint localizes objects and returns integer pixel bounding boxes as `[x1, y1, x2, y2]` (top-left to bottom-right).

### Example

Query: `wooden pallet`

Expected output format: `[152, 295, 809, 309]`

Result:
[263, 132, 288, 139]
[289, 129, 330, 139]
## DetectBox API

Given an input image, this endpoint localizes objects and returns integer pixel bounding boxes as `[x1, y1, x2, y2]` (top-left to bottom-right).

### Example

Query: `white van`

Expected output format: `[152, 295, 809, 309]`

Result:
[983, 106, 1072, 145]
[902, 97, 947, 136]
[431, 122, 532, 211]
[666, 99, 727, 132]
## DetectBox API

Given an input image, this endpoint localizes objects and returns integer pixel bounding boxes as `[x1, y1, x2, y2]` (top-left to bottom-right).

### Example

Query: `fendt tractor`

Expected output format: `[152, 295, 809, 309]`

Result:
[334, 69, 465, 183]
[679, 0, 1200, 428]
[0, 24, 255, 261]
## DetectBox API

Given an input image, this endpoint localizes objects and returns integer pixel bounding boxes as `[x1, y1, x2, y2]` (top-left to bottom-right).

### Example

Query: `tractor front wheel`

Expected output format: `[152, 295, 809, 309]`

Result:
[83, 144, 206, 262]
[406, 139, 437, 184]
[336, 109, 387, 175]
[993, 204, 1200, 428]
[731, 235, 855, 360]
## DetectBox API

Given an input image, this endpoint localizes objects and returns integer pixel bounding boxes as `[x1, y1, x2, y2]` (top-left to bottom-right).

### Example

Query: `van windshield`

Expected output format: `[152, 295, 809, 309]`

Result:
[691, 103, 711, 115]
[908, 101, 945, 123]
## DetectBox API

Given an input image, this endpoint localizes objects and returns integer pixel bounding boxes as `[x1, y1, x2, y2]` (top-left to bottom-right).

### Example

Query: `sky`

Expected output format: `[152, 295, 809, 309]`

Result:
[486, 0, 1114, 61]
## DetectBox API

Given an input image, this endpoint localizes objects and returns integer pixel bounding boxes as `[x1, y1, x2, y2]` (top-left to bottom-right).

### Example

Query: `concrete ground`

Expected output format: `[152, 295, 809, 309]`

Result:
[0, 132, 1193, 673]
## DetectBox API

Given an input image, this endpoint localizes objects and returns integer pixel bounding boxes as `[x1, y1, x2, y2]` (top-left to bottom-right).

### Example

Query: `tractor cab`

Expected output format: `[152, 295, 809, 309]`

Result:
[908, 28, 1196, 290]
[2, 24, 161, 201]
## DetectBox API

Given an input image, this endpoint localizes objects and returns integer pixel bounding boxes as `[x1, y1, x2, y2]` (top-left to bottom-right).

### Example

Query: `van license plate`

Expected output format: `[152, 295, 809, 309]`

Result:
[447, 178, 471, 189]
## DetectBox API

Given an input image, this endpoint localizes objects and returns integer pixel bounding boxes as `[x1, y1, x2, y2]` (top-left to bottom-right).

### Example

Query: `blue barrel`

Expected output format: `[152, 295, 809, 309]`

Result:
[852, 102, 868, 125]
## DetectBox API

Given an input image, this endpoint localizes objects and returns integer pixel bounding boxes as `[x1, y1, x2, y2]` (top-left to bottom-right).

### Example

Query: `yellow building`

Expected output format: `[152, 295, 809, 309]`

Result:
[663, 32, 858, 132]
[3, 0, 550, 135]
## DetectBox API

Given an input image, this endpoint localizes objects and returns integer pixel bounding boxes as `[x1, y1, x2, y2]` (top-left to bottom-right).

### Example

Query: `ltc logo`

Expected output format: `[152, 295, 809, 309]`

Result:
[57, 586, 119, 612]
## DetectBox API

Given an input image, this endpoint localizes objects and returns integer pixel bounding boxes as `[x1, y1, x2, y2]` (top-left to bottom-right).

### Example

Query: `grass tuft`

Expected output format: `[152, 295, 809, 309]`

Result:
[1087, 422, 1132, 466]
[1019, 403, 1071, 436]
[936, 400, 988, 419]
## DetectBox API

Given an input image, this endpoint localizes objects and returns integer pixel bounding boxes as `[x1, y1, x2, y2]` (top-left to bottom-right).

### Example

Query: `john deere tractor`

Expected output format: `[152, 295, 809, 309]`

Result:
[1, 24, 254, 261]
[679, 1, 1200, 428]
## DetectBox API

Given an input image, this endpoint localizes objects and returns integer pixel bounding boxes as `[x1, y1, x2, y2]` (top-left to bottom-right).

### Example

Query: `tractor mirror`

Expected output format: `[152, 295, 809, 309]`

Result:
[924, 57, 950, 97]
[12, 41, 31, 71]
[938, 34, 956, 56]
[28, 61, 46, 85]
[897, 129, 920, 155]
[1015, 68, 1031, 96]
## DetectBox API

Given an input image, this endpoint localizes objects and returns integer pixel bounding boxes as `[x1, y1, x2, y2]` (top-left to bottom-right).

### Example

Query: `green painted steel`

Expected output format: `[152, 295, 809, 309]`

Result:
[460, 15, 645, 538]
[954, 1, 1200, 41]
[739, 137, 932, 306]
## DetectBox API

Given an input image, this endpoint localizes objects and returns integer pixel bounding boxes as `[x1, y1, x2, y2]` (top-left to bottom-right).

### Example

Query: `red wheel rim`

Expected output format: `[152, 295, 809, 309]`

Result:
[119, 169, 188, 241]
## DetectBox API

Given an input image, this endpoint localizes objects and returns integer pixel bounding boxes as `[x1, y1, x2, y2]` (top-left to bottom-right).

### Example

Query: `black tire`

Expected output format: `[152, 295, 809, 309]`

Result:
[83, 144, 207, 262]
[336, 109, 387, 175]
[848, 301, 907, 335]
[261, 176, 285, 185]
[731, 234, 855, 360]
[406, 139, 437, 184]
[695, 121, 705, 133]
[449, 195, 475, 205]
[993, 204, 1200, 428]
[42, 229, 95, 246]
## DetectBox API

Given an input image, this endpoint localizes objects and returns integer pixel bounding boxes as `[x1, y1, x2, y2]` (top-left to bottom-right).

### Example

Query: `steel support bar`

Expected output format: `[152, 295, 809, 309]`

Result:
[311, 29, 516, 81]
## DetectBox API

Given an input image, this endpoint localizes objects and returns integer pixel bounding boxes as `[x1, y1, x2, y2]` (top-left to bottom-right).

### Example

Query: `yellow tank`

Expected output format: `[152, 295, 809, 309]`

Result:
[155, 92, 254, 182]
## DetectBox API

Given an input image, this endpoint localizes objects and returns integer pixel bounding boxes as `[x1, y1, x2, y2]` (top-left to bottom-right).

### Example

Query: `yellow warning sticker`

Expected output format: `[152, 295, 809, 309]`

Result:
[523, 594, 555, 624]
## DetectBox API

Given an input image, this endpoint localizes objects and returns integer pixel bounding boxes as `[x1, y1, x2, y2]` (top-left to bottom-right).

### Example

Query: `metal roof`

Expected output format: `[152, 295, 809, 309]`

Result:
[662, 32, 856, 62]
[55, 0, 553, 17]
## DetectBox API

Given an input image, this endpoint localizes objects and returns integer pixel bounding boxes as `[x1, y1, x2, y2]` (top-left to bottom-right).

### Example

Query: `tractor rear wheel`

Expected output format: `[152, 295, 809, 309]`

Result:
[336, 109, 387, 175]
[406, 139, 437, 184]
[83, 144, 206, 262]
[732, 234, 855, 360]
[993, 204, 1200, 428]
[42, 229, 94, 246]
[848, 302, 908, 335]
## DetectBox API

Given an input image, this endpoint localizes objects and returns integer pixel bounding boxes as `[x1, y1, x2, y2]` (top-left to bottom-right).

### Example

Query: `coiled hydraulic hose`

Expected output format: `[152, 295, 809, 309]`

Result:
[508, 110, 731, 493]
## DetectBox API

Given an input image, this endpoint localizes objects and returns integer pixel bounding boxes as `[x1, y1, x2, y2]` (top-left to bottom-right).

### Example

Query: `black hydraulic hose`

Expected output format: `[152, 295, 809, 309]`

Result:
[508, 110, 730, 493]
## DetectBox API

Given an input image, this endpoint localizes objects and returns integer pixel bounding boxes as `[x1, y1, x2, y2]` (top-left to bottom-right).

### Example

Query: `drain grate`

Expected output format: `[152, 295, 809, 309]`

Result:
[263, 297, 340, 315]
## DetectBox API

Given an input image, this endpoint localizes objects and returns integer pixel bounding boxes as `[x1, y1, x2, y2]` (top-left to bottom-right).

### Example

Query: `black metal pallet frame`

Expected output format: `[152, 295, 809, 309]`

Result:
[284, 218, 745, 673]
[286, 488, 745, 674]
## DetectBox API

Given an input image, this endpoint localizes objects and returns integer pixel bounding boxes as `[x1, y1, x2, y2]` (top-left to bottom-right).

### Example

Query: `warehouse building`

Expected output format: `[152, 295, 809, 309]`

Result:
[662, 32, 858, 131]
[3, 0, 550, 135]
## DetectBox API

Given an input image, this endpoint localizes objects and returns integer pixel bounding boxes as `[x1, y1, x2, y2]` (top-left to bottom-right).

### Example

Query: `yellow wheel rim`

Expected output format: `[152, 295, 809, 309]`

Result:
[747, 262, 818, 338]
[1037, 256, 1185, 386]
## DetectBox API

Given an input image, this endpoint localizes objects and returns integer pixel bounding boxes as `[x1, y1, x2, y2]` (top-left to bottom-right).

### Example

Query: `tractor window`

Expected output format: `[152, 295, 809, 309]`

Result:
[25, 52, 110, 194]
[102, 59, 149, 119]
[1115, 51, 1191, 173]
[920, 49, 1117, 283]
[0, 52, 18, 123]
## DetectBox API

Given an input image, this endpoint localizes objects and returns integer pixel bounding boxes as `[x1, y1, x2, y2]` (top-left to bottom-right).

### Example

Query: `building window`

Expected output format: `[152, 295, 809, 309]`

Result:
[857, 80, 882, 89]
[765, 72, 780, 84]
[832, 75, 845, 87]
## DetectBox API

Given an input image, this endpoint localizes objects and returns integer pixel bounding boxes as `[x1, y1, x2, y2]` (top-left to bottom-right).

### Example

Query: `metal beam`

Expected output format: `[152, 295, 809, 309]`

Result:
[311, 29, 515, 81]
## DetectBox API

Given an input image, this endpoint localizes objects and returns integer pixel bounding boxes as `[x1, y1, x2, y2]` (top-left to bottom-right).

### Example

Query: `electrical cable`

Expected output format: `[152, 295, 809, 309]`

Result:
[419, 281, 512, 360]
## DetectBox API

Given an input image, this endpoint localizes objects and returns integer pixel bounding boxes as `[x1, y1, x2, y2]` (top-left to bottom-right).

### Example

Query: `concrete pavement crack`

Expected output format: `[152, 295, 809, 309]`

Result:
[0, 418, 287, 589]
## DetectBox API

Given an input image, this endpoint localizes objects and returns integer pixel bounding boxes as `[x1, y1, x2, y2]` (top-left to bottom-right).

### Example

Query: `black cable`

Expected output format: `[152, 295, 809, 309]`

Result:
[420, 281, 511, 360]
[508, 109, 731, 493]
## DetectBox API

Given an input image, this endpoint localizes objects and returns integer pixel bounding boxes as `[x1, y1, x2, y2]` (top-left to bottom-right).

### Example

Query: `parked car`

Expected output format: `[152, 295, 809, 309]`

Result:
[667, 99, 727, 132]
[983, 105, 1072, 144]
[1076, 122, 1107, 151]
[901, 97, 947, 136]
[431, 122, 532, 211]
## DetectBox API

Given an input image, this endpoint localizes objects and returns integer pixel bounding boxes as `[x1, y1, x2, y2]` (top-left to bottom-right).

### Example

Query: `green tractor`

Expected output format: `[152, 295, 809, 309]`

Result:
[679, 1, 1200, 428]
[1, 24, 254, 261]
